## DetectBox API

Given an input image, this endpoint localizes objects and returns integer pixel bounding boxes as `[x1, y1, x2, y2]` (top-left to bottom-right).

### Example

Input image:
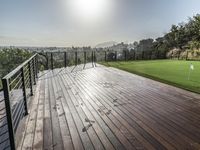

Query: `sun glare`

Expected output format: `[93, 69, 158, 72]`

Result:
[67, 0, 112, 23]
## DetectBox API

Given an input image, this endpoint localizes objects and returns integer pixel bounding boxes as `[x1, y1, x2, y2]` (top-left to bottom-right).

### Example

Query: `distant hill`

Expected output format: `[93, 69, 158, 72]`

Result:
[95, 41, 118, 48]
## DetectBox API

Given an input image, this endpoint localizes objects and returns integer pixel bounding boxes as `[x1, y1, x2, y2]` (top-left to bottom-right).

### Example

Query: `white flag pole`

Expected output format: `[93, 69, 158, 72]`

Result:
[188, 63, 194, 80]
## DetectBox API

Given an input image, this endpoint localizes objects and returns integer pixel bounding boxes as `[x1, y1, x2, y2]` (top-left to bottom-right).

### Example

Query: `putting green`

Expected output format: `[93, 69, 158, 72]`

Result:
[101, 60, 200, 93]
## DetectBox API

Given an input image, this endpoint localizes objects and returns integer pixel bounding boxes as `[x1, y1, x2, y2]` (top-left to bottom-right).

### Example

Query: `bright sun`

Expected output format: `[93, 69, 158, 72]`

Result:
[67, 0, 111, 23]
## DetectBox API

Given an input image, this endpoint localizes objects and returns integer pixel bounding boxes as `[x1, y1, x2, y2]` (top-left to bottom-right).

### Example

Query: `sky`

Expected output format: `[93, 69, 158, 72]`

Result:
[1, 0, 200, 47]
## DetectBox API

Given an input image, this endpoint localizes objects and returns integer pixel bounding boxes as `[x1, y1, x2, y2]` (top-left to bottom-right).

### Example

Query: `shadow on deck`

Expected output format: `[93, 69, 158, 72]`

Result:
[18, 63, 200, 150]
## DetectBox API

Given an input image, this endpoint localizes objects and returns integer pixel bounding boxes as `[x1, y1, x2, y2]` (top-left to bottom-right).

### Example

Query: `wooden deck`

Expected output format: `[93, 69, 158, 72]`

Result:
[17, 64, 200, 150]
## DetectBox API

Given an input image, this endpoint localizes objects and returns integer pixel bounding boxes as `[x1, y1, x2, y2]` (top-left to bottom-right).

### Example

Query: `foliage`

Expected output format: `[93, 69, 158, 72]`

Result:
[130, 14, 200, 59]
[0, 48, 32, 89]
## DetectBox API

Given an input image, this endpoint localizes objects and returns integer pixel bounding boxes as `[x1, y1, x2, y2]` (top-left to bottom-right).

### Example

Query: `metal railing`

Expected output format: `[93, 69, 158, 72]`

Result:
[1, 54, 38, 150]
[40, 51, 97, 70]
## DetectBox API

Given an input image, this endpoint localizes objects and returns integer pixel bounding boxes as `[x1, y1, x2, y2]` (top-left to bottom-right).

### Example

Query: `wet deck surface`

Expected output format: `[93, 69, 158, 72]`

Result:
[18, 64, 200, 150]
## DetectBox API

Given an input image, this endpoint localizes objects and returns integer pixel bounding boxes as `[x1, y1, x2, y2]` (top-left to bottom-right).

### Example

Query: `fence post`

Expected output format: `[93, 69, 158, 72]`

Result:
[84, 51, 86, 64]
[83, 51, 86, 69]
[157, 51, 160, 59]
[28, 62, 33, 96]
[149, 51, 152, 60]
[32, 58, 36, 85]
[142, 51, 144, 60]
[2, 78, 16, 150]
[34, 55, 38, 78]
[124, 50, 127, 61]
[171, 51, 173, 59]
[105, 51, 107, 62]
[115, 51, 117, 61]
[51, 53, 53, 70]
[75, 51, 78, 66]
[46, 52, 49, 70]
[178, 51, 181, 60]
[91, 51, 94, 67]
[186, 51, 188, 60]
[64, 52, 67, 68]
[94, 51, 97, 66]
[21, 67, 28, 115]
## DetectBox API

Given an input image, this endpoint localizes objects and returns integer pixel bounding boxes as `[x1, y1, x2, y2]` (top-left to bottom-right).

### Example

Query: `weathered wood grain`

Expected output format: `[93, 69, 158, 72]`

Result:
[18, 64, 200, 150]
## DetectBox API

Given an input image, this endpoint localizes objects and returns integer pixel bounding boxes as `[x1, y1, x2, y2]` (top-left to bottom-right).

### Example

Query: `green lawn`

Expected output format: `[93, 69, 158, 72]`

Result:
[101, 60, 200, 93]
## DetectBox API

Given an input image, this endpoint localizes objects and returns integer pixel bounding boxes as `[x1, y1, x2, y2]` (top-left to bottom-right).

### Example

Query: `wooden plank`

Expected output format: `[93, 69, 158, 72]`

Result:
[43, 72, 53, 150]
[32, 73, 46, 150]
[56, 71, 114, 150]
[65, 70, 159, 149]
[21, 78, 42, 150]
[51, 70, 74, 150]
[51, 70, 84, 150]
[48, 71, 64, 150]
[53, 70, 95, 150]
[62, 71, 138, 150]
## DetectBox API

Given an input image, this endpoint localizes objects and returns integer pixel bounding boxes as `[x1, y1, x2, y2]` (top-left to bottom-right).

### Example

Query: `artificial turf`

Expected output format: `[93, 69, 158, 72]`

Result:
[101, 60, 200, 93]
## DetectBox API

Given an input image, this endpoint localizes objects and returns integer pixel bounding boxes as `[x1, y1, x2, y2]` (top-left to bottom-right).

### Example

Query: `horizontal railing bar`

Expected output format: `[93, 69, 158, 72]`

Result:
[0, 111, 6, 116]
[11, 81, 23, 91]
[0, 130, 8, 137]
[3, 145, 10, 150]
[24, 70, 30, 78]
[0, 137, 9, 145]
[2, 54, 37, 79]
[25, 82, 30, 89]
[24, 69, 29, 76]
[23, 64, 29, 70]
[13, 108, 24, 132]
[12, 100, 24, 121]
[10, 78, 22, 90]
[0, 107, 5, 112]
[0, 123, 7, 129]
[0, 115, 6, 122]
[9, 73, 22, 87]
[24, 77, 30, 86]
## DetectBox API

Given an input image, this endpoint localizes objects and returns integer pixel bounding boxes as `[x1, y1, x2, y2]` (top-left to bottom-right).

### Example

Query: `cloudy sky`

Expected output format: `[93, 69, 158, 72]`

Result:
[1, 0, 200, 47]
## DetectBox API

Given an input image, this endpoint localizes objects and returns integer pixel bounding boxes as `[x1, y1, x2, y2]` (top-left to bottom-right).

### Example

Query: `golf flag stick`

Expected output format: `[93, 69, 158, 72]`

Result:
[188, 63, 194, 80]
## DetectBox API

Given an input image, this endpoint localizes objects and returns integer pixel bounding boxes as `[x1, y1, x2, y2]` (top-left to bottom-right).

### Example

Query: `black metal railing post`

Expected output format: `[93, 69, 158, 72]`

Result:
[64, 52, 67, 68]
[21, 67, 28, 115]
[36, 54, 39, 77]
[158, 51, 160, 59]
[75, 51, 78, 66]
[32, 58, 36, 85]
[142, 51, 144, 60]
[51, 53, 53, 70]
[124, 50, 127, 61]
[92, 51, 94, 67]
[28, 61, 33, 96]
[83, 51, 86, 69]
[46, 52, 49, 70]
[186, 51, 188, 60]
[84, 51, 86, 65]
[105, 51, 107, 62]
[94, 51, 97, 67]
[171, 51, 173, 59]
[115, 51, 117, 61]
[2, 79, 16, 150]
